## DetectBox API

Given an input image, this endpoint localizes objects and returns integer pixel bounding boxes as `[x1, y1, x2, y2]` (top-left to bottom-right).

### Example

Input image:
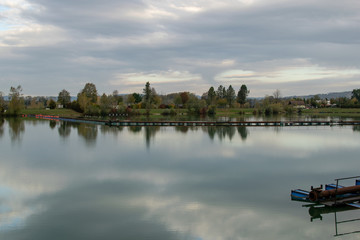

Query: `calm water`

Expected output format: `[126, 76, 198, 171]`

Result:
[1, 118, 360, 240]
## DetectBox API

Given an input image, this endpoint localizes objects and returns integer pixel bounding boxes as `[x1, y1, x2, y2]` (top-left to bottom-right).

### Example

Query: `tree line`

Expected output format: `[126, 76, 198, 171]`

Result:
[1, 83, 360, 117]
[0, 82, 250, 116]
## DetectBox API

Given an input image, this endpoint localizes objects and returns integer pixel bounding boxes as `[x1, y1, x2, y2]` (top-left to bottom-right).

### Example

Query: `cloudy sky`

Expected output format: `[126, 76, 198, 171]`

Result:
[1, 0, 360, 97]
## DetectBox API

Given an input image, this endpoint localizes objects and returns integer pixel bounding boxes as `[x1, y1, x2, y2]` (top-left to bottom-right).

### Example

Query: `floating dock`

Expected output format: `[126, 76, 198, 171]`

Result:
[22, 115, 360, 127]
[291, 176, 360, 207]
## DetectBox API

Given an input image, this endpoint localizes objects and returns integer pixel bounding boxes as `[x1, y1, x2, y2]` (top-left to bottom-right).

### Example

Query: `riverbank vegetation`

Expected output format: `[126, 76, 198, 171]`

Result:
[1, 83, 360, 119]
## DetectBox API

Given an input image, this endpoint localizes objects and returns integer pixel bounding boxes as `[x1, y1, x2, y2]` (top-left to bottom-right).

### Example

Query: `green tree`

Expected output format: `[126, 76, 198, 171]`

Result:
[58, 89, 71, 107]
[187, 94, 207, 114]
[237, 84, 249, 106]
[207, 87, 216, 105]
[0, 91, 6, 114]
[143, 82, 152, 104]
[8, 85, 24, 115]
[79, 83, 98, 103]
[48, 99, 57, 109]
[226, 85, 236, 107]
[352, 89, 360, 102]
[132, 93, 142, 103]
[217, 85, 225, 99]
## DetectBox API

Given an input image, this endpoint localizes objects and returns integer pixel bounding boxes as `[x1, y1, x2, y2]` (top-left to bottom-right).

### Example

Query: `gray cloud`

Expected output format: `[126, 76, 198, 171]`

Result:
[1, 0, 359, 96]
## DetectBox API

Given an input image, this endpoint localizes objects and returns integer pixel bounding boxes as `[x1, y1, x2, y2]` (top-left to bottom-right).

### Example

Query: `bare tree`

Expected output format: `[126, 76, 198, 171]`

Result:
[273, 89, 281, 103]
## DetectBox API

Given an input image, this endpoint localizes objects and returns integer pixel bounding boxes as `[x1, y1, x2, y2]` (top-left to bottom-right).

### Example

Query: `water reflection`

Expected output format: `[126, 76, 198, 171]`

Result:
[128, 126, 142, 133]
[58, 121, 72, 138]
[100, 125, 123, 136]
[49, 120, 57, 129]
[8, 118, 25, 143]
[0, 180, 182, 240]
[174, 126, 189, 134]
[52, 121, 250, 146]
[2, 119, 360, 239]
[237, 126, 248, 141]
[296, 204, 360, 237]
[77, 124, 98, 146]
[57, 121, 98, 146]
[353, 125, 360, 132]
[145, 126, 161, 148]
[0, 118, 4, 138]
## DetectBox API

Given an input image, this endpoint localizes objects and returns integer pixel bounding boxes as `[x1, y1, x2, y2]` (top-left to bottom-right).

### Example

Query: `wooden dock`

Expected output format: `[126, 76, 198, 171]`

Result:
[23, 115, 360, 127]
[103, 120, 360, 127]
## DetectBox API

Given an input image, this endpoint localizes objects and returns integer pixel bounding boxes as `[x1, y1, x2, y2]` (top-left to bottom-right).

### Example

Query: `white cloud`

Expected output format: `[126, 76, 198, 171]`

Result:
[110, 70, 202, 86]
[215, 65, 360, 84]
[0, 24, 67, 47]
[1, 0, 360, 95]
[70, 56, 126, 66]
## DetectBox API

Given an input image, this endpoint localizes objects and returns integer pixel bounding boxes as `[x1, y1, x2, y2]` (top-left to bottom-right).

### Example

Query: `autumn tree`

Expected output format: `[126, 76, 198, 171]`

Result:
[77, 83, 98, 113]
[8, 85, 24, 115]
[79, 83, 98, 103]
[0, 91, 6, 114]
[126, 94, 135, 105]
[352, 89, 360, 102]
[58, 89, 71, 107]
[151, 88, 161, 105]
[99, 93, 111, 115]
[180, 92, 190, 106]
[77, 93, 91, 112]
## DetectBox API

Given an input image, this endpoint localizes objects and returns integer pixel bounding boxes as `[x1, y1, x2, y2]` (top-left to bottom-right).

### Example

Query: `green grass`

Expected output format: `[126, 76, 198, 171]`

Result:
[216, 108, 254, 117]
[302, 108, 360, 117]
[17, 107, 360, 120]
[20, 108, 82, 117]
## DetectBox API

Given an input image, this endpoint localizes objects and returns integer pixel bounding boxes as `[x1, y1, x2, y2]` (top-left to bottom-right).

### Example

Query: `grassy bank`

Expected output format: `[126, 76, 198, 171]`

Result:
[20, 108, 82, 117]
[302, 108, 360, 118]
[16, 107, 360, 120]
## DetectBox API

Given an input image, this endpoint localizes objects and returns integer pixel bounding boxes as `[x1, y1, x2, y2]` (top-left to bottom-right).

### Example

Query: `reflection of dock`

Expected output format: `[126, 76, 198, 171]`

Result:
[22, 115, 360, 127]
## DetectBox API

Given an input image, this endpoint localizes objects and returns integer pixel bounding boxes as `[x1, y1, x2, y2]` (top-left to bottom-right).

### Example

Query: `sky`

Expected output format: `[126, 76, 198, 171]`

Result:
[0, 0, 360, 97]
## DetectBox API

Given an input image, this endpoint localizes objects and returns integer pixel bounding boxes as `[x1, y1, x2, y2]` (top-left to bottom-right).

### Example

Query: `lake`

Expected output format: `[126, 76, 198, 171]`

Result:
[1, 118, 360, 239]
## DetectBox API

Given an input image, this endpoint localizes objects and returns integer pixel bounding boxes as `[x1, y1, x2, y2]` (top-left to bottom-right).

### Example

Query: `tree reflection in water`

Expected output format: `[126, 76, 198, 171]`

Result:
[100, 125, 123, 136]
[57, 121, 98, 146]
[0, 118, 4, 138]
[144, 126, 161, 148]
[8, 117, 25, 143]
[204, 126, 246, 141]
[49, 120, 57, 129]
[237, 126, 248, 141]
[353, 125, 360, 132]
[77, 124, 98, 147]
[52, 121, 250, 146]
[58, 121, 72, 138]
